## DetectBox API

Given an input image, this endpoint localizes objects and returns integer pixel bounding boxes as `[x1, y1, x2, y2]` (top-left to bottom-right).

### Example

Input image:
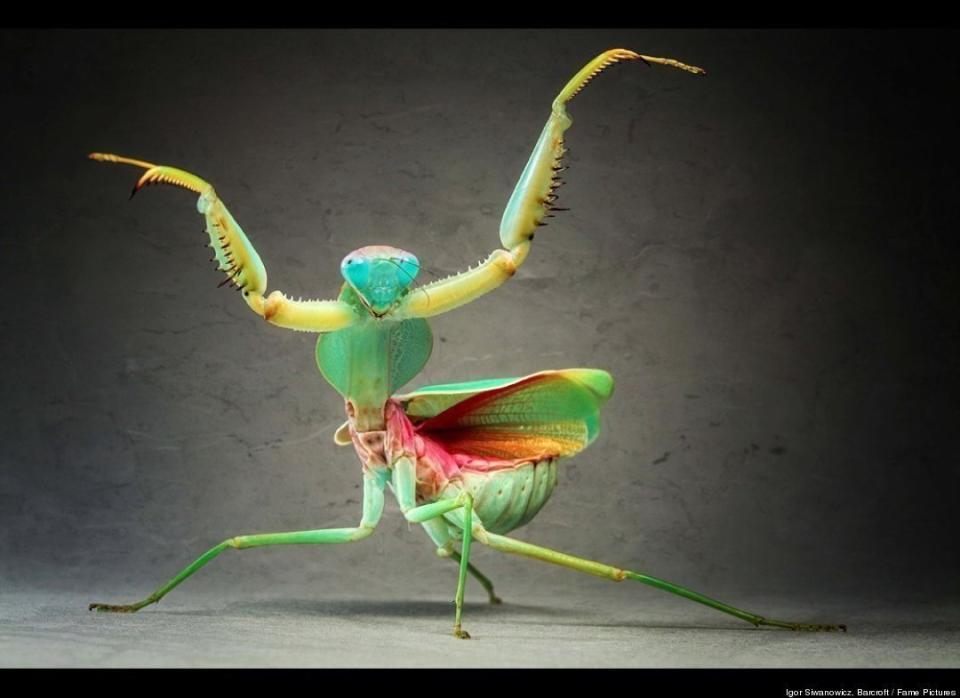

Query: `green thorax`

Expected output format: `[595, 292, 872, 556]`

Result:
[316, 285, 432, 431]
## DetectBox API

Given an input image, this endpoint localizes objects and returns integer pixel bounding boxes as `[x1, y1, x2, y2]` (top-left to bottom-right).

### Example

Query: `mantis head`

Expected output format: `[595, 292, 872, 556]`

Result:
[340, 245, 420, 316]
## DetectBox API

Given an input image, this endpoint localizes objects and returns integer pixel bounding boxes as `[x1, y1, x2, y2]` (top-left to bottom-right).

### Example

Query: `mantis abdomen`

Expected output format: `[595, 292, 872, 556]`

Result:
[447, 460, 559, 535]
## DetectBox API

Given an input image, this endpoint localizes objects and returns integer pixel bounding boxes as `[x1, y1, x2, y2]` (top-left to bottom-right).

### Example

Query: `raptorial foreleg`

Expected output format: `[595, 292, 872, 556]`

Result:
[88, 153, 357, 332]
[397, 48, 704, 319]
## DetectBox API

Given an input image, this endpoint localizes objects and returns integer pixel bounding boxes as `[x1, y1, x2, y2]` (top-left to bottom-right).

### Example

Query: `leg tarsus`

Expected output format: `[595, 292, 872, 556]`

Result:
[755, 617, 848, 632]
[89, 600, 153, 613]
[454, 624, 472, 639]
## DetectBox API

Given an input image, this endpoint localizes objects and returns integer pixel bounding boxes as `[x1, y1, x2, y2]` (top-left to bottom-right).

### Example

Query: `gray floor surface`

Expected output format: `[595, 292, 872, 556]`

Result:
[2, 589, 957, 668]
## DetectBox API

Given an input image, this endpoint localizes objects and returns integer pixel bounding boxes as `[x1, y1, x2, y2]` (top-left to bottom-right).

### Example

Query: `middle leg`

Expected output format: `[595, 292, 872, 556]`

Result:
[393, 457, 478, 638]
[90, 469, 387, 613]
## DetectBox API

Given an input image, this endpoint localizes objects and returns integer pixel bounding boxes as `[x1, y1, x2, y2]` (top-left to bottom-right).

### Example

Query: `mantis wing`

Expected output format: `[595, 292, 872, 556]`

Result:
[395, 369, 614, 461]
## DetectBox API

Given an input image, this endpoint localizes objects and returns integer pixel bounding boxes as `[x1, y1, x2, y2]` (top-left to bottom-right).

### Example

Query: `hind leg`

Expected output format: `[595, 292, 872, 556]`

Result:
[421, 518, 502, 605]
[450, 551, 502, 606]
[476, 531, 845, 631]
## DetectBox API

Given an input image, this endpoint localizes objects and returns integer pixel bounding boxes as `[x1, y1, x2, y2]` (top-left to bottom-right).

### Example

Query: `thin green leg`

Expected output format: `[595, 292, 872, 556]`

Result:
[402, 490, 476, 638]
[420, 518, 503, 605]
[453, 496, 473, 638]
[89, 470, 387, 613]
[394, 458, 477, 638]
[481, 532, 846, 632]
[450, 551, 502, 605]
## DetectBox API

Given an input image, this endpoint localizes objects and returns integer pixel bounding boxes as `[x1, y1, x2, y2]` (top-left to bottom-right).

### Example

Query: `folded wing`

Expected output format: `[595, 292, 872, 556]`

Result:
[395, 369, 614, 461]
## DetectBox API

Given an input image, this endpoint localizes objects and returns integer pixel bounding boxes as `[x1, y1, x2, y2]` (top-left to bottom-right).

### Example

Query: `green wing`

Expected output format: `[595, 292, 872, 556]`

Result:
[396, 369, 614, 460]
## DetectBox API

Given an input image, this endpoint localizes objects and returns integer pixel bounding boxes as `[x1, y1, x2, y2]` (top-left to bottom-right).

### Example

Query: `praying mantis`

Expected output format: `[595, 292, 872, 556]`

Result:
[87, 48, 845, 638]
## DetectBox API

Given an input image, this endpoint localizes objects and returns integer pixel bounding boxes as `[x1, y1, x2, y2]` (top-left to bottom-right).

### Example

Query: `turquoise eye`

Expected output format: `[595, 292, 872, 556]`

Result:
[342, 256, 371, 290]
[393, 256, 420, 284]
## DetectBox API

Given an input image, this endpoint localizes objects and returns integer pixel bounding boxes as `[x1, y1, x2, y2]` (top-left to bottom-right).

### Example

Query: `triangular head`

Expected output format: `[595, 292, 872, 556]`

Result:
[340, 245, 421, 318]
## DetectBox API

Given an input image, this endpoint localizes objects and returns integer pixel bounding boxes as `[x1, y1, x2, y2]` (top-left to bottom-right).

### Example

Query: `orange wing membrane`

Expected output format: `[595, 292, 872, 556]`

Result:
[401, 369, 614, 462]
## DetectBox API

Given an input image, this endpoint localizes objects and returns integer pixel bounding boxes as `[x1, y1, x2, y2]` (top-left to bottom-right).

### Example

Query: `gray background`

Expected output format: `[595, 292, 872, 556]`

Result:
[1, 29, 958, 667]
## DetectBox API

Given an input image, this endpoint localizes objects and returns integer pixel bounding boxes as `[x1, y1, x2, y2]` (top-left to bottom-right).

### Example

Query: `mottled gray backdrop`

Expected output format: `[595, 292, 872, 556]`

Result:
[1, 29, 958, 665]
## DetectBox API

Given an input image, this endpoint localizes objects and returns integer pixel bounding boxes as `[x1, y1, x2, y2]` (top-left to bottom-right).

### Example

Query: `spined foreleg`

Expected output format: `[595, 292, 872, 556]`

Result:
[88, 153, 357, 332]
[397, 49, 704, 319]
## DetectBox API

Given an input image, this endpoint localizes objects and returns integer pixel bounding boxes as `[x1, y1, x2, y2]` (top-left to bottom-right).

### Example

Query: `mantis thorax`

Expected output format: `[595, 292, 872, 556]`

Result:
[315, 301, 433, 432]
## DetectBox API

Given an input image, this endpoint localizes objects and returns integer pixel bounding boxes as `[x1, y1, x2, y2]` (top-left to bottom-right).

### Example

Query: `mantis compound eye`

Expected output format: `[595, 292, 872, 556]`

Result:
[340, 245, 420, 315]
